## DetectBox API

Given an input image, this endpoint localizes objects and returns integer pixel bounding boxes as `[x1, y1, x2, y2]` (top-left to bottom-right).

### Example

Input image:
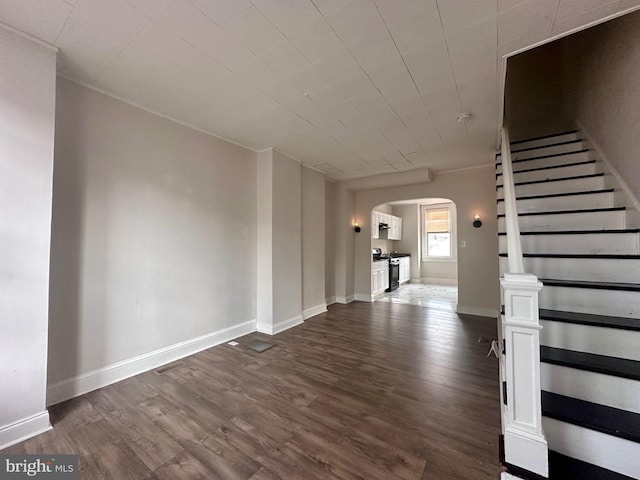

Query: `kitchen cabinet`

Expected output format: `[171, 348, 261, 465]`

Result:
[389, 216, 402, 241]
[371, 210, 402, 240]
[372, 260, 389, 295]
[399, 256, 410, 284]
[371, 211, 380, 239]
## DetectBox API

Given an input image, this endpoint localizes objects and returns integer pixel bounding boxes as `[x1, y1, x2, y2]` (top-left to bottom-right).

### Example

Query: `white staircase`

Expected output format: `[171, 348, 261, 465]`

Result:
[497, 130, 640, 479]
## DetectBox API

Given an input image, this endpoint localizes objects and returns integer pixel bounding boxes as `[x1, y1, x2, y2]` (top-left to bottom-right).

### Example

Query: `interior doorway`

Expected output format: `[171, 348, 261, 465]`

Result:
[370, 198, 458, 310]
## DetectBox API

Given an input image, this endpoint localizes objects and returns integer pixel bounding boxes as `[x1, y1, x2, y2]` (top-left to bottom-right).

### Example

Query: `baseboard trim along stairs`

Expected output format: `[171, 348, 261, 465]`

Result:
[497, 129, 640, 479]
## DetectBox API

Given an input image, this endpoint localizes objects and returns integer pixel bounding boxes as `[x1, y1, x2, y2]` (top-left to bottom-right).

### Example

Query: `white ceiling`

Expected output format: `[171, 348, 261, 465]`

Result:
[1, 0, 638, 180]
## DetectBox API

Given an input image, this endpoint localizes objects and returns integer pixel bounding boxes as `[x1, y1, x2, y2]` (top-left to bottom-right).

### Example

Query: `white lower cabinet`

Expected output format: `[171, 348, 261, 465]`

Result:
[399, 257, 410, 284]
[372, 260, 389, 296]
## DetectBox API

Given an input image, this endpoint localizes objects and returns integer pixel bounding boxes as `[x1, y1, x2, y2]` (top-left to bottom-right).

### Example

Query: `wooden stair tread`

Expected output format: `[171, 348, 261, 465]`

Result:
[498, 229, 640, 236]
[539, 309, 640, 331]
[497, 206, 624, 218]
[541, 346, 640, 381]
[499, 253, 640, 259]
[497, 188, 614, 202]
[496, 139, 583, 156]
[539, 278, 640, 291]
[549, 450, 636, 480]
[496, 148, 589, 165]
[542, 391, 640, 443]
[496, 159, 595, 177]
[509, 129, 578, 146]
[496, 172, 603, 189]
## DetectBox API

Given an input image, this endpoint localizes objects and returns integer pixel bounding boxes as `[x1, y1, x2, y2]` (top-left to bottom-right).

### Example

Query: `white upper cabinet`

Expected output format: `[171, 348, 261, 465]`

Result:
[371, 210, 403, 240]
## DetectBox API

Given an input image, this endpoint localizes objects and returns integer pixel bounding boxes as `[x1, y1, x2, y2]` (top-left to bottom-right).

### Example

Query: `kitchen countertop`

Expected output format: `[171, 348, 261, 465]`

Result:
[372, 253, 410, 261]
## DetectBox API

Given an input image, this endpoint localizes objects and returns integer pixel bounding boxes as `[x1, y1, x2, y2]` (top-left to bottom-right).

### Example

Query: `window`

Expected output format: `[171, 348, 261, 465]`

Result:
[422, 203, 456, 260]
[426, 208, 451, 256]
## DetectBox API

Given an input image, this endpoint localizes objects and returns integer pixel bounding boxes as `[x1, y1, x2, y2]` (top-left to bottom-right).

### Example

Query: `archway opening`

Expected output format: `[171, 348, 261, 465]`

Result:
[370, 198, 458, 310]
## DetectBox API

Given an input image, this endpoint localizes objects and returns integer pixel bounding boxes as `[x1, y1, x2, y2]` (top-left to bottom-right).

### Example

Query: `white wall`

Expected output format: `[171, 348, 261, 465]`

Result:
[256, 149, 305, 333]
[48, 79, 257, 402]
[302, 167, 326, 316]
[257, 150, 274, 331]
[325, 180, 336, 304]
[393, 204, 421, 281]
[271, 151, 303, 327]
[0, 27, 56, 448]
[562, 10, 640, 202]
[334, 185, 356, 303]
[353, 166, 500, 317]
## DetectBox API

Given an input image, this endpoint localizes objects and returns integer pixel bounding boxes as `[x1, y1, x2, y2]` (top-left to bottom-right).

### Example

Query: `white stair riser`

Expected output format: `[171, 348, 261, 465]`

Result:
[508, 132, 580, 150]
[498, 141, 586, 161]
[497, 191, 614, 214]
[500, 257, 640, 283]
[498, 233, 640, 255]
[497, 162, 597, 186]
[498, 176, 605, 197]
[498, 210, 625, 232]
[496, 150, 591, 174]
[540, 320, 640, 361]
[543, 417, 640, 479]
[541, 363, 640, 414]
[540, 286, 640, 322]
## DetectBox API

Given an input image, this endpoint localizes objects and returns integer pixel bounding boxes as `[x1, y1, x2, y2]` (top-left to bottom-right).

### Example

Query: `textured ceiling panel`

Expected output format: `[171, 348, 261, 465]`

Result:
[1, 0, 637, 180]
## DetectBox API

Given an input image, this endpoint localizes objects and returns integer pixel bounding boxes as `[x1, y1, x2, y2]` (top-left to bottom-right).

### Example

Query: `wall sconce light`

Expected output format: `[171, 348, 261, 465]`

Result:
[354, 222, 361, 233]
[473, 214, 482, 228]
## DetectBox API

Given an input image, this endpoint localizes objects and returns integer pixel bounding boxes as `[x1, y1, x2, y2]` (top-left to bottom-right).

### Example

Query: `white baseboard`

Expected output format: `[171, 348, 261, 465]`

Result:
[456, 305, 499, 318]
[47, 319, 257, 406]
[335, 295, 354, 304]
[257, 315, 303, 335]
[420, 277, 458, 286]
[325, 296, 336, 306]
[501, 473, 524, 479]
[0, 411, 51, 451]
[303, 304, 327, 320]
[354, 293, 373, 302]
[504, 427, 549, 477]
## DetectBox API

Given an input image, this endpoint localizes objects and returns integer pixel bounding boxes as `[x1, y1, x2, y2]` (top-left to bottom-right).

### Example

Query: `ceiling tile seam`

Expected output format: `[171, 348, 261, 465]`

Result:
[244, 1, 358, 137]
[308, 0, 429, 166]
[434, 0, 470, 133]
[187, 0, 253, 28]
[147, 2, 241, 74]
[96, 4, 238, 85]
[371, 0, 444, 145]
[92, 16, 156, 83]
[252, 2, 321, 69]
[53, 4, 75, 44]
[243, 4, 408, 168]
[549, 0, 562, 34]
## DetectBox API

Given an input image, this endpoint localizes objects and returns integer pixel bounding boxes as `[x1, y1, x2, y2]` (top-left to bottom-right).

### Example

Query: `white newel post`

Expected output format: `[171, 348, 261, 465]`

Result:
[501, 272, 548, 478]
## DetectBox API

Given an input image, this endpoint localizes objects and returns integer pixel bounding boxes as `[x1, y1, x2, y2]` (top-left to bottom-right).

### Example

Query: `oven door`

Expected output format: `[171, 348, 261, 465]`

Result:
[386, 260, 400, 292]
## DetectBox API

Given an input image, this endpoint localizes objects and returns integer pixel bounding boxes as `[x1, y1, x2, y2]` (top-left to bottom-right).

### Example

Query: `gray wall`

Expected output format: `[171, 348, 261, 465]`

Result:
[49, 79, 257, 386]
[563, 10, 640, 201]
[393, 204, 421, 282]
[505, 41, 571, 141]
[271, 150, 302, 324]
[302, 167, 326, 312]
[324, 180, 336, 304]
[0, 26, 57, 447]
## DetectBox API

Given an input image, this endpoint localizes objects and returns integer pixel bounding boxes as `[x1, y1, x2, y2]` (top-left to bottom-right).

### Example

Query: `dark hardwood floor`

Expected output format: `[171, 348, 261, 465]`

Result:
[3, 302, 502, 479]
